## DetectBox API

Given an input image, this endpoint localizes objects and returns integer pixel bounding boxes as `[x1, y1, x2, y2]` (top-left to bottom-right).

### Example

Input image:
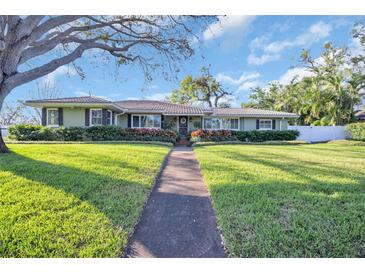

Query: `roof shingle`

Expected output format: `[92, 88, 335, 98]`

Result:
[212, 108, 299, 118]
[26, 96, 112, 104]
[114, 100, 208, 115]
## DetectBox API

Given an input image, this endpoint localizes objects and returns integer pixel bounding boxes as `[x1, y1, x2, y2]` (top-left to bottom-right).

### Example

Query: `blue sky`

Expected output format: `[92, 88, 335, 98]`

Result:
[6, 15, 364, 107]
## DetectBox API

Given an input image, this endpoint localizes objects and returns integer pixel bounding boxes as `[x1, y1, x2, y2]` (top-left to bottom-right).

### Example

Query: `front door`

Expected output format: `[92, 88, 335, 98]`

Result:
[178, 116, 188, 137]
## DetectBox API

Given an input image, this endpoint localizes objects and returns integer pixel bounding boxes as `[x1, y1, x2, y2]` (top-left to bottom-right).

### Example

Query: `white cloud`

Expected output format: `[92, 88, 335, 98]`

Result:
[216, 71, 261, 86]
[247, 53, 280, 66]
[349, 36, 364, 57]
[279, 67, 314, 85]
[43, 65, 77, 86]
[74, 90, 91, 97]
[203, 16, 256, 41]
[238, 80, 261, 91]
[145, 92, 170, 101]
[293, 21, 332, 46]
[202, 16, 256, 51]
[248, 21, 332, 66]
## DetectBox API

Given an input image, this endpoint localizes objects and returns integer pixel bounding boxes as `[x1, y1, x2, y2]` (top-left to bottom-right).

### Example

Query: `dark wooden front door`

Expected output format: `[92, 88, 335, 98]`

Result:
[178, 116, 188, 137]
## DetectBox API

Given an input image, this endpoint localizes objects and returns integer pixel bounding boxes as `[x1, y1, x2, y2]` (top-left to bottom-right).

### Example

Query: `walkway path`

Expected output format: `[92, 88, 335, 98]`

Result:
[125, 146, 225, 258]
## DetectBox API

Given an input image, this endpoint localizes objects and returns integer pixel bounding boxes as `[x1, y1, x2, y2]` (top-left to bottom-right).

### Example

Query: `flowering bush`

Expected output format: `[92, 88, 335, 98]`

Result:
[8, 125, 178, 143]
[125, 128, 178, 139]
[190, 130, 236, 142]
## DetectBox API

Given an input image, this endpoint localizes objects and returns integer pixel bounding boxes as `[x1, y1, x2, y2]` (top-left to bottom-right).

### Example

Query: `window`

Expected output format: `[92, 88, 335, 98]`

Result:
[230, 119, 239, 130]
[106, 110, 112, 125]
[203, 117, 239, 130]
[133, 115, 140, 128]
[259, 119, 272, 130]
[47, 108, 59, 126]
[203, 118, 212, 129]
[132, 115, 161, 128]
[90, 109, 102, 126]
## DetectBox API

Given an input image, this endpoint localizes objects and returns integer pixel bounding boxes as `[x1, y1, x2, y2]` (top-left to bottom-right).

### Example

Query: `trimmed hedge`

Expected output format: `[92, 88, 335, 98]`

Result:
[8, 125, 178, 143]
[189, 129, 299, 143]
[346, 123, 365, 141]
[232, 130, 299, 142]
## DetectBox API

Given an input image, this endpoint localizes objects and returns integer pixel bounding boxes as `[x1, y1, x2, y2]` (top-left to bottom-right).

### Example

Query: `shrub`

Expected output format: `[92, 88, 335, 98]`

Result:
[60, 127, 88, 141]
[189, 129, 299, 143]
[346, 123, 365, 141]
[232, 130, 299, 142]
[7, 124, 178, 143]
[84, 126, 124, 141]
[8, 124, 42, 140]
[190, 129, 236, 142]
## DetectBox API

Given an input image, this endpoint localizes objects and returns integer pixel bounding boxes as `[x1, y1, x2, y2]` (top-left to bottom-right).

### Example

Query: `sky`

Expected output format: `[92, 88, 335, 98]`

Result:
[6, 15, 365, 107]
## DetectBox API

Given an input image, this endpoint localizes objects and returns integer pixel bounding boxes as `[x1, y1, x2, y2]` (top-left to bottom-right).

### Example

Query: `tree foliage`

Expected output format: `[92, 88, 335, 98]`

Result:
[0, 15, 214, 152]
[0, 100, 32, 126]
[243, 27, 365, 126]
[170, 66, 231, 107]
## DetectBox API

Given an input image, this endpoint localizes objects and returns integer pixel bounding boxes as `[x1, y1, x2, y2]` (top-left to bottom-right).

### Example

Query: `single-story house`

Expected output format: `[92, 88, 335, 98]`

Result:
[25, 96, 299, 136]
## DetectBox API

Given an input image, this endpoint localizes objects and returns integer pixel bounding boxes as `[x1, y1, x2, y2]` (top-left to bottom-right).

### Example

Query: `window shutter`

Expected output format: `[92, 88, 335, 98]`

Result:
[102, 109, 107, 125]
[127, 114, 131, 128]
[272, 120, 276, 130]
[112, 111, 115, 125]
[42, 108, 47, 126]
[85, 109, 90, 126]
[58, 108, 63, 126]
[256, 119, 259, 130]
[161, 115, 165, 129]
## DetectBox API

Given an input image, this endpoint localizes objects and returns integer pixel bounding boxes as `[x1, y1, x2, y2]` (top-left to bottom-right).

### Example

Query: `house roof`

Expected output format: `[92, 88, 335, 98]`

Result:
[211, 108, 299, 118]
[25, 97, 299, 118]
[26, 96, 112, 104]
[114, 100, 209, 115]
[24, 96, 124, 112]
[355, 109, 365, 119]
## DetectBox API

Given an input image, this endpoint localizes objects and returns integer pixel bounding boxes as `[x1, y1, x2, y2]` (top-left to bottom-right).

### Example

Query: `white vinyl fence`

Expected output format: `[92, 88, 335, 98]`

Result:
[1, 127, 7, 137]
[288, 125, 347, 143]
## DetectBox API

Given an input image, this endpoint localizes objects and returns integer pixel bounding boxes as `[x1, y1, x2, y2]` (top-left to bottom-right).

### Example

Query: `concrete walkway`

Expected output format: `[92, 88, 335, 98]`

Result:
[125, 146, 225, 258]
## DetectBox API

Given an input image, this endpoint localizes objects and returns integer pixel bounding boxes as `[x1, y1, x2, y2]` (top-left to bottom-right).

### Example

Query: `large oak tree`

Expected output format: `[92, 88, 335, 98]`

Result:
[170, 66, 231, 107]
[0, 15, 214, 152]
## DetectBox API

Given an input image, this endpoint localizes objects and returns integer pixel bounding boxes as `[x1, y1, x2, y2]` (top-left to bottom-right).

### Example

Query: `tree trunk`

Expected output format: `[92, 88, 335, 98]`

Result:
[0, 133, 9, 153]
[0, 88, 10, 153]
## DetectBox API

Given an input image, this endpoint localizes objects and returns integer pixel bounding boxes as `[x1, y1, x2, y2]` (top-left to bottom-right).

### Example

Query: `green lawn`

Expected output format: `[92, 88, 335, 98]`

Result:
[0, 143, 170, 257]
[194, 143, 365, 257]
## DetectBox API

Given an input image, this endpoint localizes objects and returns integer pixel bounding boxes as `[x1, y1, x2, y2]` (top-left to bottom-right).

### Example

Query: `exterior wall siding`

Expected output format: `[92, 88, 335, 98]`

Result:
[242, 118, 288, 131]
[243, 118, 257, 131]
[278, 119, 288, 130]
[42, 107, 291, 130]
[117, 114, 128, 128]
[63, 108, 86, 127]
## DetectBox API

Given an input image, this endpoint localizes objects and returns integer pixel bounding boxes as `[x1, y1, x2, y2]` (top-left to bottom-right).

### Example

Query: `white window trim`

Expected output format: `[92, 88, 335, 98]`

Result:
[203, 117, 240, 131]
[90, 108, 103, 126]
[46, 108, 59, 127]
[259, 119, 272, 130]
[131, 114, 161, 129]
[106, 110, 113, 125]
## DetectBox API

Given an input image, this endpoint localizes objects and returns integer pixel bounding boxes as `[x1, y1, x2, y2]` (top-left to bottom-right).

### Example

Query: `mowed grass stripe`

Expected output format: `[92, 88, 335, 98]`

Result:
[0, 143, 170, 257]
[194, 143, 365, 257]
